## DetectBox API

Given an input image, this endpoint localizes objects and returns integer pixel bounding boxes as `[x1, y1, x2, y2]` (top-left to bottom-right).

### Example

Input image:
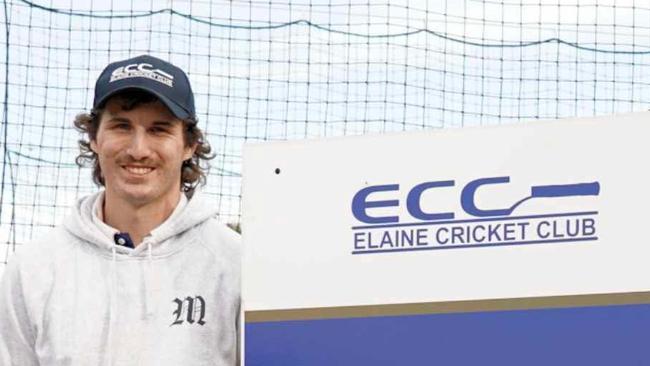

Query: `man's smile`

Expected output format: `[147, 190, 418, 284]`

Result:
[122, 165, 155, 175]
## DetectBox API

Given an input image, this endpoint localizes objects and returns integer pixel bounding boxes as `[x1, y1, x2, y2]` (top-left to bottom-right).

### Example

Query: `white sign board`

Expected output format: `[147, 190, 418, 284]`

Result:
[243, 112, 649, 312]
[242, 113, 650, 365]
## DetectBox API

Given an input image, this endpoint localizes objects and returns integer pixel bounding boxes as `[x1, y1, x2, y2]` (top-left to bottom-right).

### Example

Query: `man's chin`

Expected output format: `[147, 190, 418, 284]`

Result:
[110, 186, 157, 207]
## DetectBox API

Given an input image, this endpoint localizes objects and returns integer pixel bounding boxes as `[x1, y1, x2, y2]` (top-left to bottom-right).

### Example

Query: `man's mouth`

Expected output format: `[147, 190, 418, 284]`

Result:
[123, 165, 154, 175]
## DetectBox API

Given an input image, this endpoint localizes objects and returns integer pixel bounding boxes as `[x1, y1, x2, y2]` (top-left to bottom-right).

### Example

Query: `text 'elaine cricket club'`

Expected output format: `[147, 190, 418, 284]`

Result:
[350, 176, 600, 255]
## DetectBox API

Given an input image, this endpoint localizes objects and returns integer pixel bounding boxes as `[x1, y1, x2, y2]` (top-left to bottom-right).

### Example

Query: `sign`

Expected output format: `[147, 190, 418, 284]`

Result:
[242, 112, 650, 365]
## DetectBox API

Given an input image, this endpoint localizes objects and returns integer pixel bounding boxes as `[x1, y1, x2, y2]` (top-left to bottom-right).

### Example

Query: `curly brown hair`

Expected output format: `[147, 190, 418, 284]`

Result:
[74, 89, 213, 197]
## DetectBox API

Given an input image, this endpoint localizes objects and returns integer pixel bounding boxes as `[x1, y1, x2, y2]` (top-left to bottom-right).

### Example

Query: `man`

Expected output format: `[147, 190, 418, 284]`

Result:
[0, 55, 240, 365]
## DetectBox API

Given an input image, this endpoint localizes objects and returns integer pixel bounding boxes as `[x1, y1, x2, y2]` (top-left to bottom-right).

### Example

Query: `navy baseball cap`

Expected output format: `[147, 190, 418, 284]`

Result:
[93, 55, 196, 120]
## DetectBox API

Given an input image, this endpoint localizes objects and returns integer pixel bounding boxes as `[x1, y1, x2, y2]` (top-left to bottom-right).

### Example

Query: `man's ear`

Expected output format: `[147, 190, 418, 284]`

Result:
[183, 143, 197, 161]
[90, 139, 98, 153]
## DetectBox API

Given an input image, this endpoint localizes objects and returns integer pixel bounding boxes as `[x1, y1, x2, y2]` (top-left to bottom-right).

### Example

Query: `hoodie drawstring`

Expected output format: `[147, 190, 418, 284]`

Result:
[107, 242, 155, 366]
[144, 241, 155, 318]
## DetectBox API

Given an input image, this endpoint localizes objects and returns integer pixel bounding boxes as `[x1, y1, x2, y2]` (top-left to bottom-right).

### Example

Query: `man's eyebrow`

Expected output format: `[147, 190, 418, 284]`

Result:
[152, 120, 176, 127]
[106, 116, 131, 123]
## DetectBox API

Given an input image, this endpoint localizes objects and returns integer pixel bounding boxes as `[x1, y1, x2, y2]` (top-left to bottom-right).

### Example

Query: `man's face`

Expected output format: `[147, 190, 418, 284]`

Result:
[90, 97, 196, 207]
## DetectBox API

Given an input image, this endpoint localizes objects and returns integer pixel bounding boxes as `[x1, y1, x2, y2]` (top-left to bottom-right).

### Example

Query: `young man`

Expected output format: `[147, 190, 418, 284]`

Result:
[0, 55, 240, 365]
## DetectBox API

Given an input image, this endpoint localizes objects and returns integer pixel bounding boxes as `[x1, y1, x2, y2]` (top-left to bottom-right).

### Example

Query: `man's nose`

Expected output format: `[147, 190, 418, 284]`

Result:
[125, 130, 152, 160]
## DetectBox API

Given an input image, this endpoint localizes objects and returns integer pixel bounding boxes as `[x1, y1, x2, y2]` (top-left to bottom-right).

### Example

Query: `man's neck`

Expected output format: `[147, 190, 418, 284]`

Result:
[102, 190, 181, 247]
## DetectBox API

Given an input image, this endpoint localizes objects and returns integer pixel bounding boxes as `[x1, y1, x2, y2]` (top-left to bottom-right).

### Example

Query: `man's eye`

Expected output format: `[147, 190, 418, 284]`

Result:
[151, 127, 170, 134]
[113, 123, 130, 130]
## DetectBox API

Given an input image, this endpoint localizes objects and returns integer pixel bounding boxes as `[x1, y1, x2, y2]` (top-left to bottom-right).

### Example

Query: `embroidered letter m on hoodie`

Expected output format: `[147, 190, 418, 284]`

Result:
[171, 296, 206, 326]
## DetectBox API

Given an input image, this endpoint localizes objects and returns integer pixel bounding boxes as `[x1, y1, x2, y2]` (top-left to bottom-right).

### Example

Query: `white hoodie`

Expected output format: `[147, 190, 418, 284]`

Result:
[0, 191, 241, 365]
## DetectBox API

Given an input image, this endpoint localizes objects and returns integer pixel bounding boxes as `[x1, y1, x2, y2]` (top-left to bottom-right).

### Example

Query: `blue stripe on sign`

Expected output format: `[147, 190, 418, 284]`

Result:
[245, 303, 650, 366]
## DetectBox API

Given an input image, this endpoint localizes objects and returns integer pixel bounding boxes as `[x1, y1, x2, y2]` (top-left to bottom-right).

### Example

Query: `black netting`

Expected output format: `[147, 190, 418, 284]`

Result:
[2, 0, 649, 269]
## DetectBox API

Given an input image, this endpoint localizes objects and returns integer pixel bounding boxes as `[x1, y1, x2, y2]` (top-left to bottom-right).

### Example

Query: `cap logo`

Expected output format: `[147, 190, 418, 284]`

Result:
[109, 63, 174, 87]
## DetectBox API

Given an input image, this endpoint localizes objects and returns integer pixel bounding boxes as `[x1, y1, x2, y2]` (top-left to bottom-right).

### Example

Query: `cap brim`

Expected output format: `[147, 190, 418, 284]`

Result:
[95, 85, 192, 120]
